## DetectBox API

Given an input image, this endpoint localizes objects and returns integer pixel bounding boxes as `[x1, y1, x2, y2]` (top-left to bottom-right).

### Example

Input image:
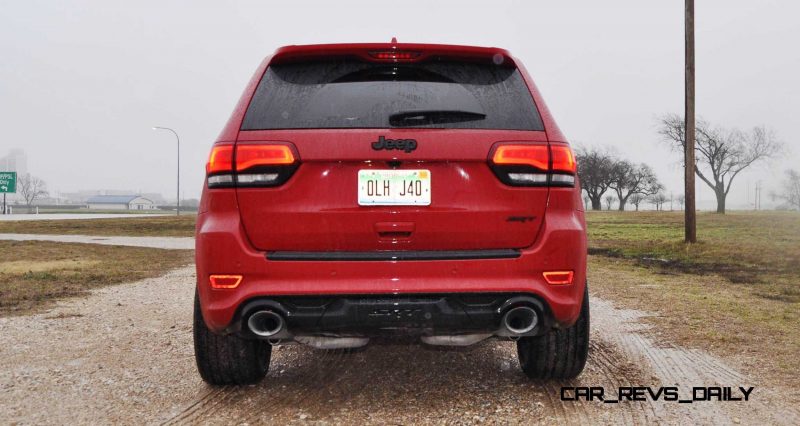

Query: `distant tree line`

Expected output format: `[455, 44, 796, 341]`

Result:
[576, 115, 784, 213]
[771, 169, 800, 211]
[575, 146, 663, 211]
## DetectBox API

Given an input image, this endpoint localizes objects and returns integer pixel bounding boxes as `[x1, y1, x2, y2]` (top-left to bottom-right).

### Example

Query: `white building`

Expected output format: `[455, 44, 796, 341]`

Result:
[86, 195, 157, 210]
[62, 190, 167, 205]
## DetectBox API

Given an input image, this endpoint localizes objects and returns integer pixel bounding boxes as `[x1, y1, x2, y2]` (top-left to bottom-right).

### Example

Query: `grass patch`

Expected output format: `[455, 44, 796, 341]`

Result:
[0, 215, 196, 237]
[0, 240, 193, 316]
[586, 211, 800, 384]
[587, 211, 800, 302]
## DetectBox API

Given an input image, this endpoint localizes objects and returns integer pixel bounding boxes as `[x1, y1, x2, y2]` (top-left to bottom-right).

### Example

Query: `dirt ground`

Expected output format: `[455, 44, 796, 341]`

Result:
[1, 265, 797, 425]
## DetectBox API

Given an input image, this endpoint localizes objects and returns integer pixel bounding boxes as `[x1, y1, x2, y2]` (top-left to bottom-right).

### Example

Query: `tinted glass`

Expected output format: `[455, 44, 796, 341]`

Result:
[241, 59, 544, 130]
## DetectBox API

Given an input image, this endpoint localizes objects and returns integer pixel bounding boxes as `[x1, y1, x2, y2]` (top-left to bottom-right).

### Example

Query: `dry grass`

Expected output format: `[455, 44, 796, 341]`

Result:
[0, 215, 196, 237]
[587, 210, 800, 302]
[590, 256, 799, 385]
[586, 210, 800, 385]
[0, 240, 193, 316]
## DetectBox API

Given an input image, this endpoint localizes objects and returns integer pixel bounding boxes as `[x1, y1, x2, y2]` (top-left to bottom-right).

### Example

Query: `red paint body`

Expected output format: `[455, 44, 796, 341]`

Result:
[196, 43, 586, 333]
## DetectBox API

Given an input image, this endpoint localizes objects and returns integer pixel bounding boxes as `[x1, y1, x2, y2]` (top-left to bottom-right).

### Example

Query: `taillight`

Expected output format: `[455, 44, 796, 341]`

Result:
[550, 145, 577, 173]
[489, 143, 576, 187]
[205, 142, 299, 188]
[206, 144, 235, 188]
[236, 144, 295, 170]
[492, 145, 549, 169]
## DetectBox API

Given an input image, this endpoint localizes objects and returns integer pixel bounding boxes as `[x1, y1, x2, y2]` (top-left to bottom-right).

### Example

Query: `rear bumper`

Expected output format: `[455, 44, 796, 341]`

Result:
[233, 293, 551, 338]
[195, 202, 586, 334]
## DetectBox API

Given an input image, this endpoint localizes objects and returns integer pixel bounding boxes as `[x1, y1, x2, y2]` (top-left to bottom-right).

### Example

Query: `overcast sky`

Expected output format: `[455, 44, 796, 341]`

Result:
[1, 0, 797, 209]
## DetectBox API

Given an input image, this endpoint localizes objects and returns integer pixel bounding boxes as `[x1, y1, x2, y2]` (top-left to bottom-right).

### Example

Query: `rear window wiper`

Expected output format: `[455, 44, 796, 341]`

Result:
[389, 110, 487, 127]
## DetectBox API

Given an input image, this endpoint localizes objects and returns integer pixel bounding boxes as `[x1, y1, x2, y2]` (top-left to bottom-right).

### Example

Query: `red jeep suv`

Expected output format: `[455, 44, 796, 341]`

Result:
[194, 43, 589, 385]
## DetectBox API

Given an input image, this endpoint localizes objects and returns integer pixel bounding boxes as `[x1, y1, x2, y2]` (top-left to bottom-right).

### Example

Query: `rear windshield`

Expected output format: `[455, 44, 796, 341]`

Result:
[241, 59, 544, 131]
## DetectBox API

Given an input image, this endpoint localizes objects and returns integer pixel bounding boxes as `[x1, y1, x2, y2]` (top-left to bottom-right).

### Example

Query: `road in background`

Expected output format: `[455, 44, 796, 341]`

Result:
[0, 213, 170, 221]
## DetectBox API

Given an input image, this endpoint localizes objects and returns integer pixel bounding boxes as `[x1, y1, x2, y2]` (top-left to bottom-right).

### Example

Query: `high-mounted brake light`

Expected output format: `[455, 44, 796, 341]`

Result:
[368, 50, 421, 61]
[543, 271, 574, 285]
[209, 274, 242, 289]
[489, 143, 577, 187]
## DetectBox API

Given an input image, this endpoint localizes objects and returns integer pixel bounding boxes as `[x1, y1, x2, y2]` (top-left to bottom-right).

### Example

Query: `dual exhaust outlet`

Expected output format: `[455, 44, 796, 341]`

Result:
[246, 309, 369, 349]
[246, 310, 285, 338]
[501, 305, 539, 335]
[245, 303, 539, 339]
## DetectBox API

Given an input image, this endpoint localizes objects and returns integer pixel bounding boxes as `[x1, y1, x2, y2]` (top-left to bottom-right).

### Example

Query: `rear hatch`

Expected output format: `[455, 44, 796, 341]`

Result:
[233, 49, 552, 252]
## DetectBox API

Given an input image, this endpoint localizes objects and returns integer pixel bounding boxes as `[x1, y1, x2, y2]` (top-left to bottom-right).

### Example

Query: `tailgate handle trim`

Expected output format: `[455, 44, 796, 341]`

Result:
[374, 222, 415, 240]
[378, 231, 413, 239]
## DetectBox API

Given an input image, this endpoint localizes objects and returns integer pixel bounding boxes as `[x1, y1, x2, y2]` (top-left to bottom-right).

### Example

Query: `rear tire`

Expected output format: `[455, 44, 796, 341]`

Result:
[516, 286, 589, 379]
[193, 291, 271, 385]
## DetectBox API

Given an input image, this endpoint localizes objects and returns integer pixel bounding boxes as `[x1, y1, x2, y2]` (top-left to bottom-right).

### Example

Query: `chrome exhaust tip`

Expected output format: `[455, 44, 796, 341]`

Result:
[247, 310, 285, 338]
[502, 306, 538, 335]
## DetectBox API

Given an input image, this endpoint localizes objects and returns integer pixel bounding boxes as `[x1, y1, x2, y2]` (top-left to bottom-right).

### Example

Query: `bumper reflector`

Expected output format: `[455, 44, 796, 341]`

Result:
[210, 274, 243, 289]
[543, 271, 574, 285]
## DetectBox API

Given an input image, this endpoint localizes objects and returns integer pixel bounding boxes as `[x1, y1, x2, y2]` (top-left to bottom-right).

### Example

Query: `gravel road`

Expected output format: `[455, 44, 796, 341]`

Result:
[1, 265, 796, 425]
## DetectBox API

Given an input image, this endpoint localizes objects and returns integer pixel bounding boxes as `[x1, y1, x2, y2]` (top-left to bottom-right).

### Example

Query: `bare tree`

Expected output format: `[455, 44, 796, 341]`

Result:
[774, 169, 800, 210]
[658, 114, 782, 213]
[575, 146, 616, 211]
[649, 192, 668, 211]
[604, 195, 615, 211]
[630, 193, 645, 211]
[17, 173, 49, 212]
[676, 194, 686, 210]
[609, 161, 663, 211]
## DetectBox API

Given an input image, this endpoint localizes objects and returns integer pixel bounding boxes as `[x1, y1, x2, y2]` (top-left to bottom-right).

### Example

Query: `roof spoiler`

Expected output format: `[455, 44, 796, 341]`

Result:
[270, 43, 516, 66]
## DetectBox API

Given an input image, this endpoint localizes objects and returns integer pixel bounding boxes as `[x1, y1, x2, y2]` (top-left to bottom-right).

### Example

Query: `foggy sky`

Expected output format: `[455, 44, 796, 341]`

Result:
[1, 0, 797, 209]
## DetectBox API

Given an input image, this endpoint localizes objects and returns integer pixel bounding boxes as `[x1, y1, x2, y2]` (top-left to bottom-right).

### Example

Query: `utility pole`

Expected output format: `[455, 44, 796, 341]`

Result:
[755, 181, 762, 210]
[753, 182, 760, 211]
[684, 0, 697, 243]
[747, 181, 751, 209]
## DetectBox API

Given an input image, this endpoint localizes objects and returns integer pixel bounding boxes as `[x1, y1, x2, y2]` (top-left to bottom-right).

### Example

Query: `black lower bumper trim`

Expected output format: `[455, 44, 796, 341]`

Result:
[266, 249, 521, 261]
[234, 293, 552, 338]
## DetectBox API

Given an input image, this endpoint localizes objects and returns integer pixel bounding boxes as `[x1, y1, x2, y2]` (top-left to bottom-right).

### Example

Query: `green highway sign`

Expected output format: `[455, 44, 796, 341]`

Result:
[0, 172, 16, 193]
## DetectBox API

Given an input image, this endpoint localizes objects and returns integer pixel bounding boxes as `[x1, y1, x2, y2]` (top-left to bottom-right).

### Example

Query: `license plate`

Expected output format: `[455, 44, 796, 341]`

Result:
[358, 169, 431, 206]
